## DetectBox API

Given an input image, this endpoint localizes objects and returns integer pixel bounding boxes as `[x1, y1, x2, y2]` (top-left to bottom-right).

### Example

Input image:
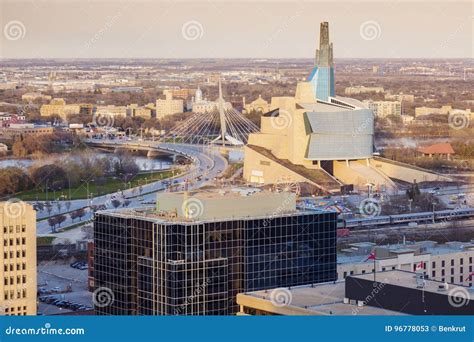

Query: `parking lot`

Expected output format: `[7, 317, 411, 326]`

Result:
[37, 260, 93, 315]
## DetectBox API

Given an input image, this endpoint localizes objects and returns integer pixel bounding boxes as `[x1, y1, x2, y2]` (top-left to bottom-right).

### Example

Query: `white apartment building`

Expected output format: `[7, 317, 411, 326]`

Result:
[344, 86, 384, 95]
[385, 93, 415, 103]
[95, 105, 128, 118]
[338, 241, 474, 287]
[364, 100, 402, 117]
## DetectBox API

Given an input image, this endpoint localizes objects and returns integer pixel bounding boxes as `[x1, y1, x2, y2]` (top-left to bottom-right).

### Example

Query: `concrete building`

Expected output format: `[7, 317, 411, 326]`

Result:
[0, 125, 54, 140]
[243, 22, 452, 193]
[237, 280, 405, 316]
[21, 92, 52, 102]
[127, 104, 153, 119]
[0, 143, 7, 155]
[237, 268, 474, 315]
[93, 188, 337, 315]
[364, 100, 402, 117]
[95, 105, 128, 118]
[169, 88, 194, 101]
[0, 202, 37, 316]
[191, 87, 232, 114]
[385, 93, 415, 103]
[156, 90, 184, 119]
[345, 270, 474, 315]
[40, 98, 92, 121]
[344, 86, 384, 96]
[337, 241, 474, 287]
[415, 105, 471, 118]
[243, 95, 270, 114]
[111, 86, 143, 93]
[0, 113, 26, 127]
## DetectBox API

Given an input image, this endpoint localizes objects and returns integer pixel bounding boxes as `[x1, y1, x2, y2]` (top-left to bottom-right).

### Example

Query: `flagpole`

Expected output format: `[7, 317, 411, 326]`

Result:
[373, 257, 376, 283]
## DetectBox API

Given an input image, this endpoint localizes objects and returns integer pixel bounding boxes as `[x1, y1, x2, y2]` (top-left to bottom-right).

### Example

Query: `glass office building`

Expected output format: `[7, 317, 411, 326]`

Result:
[93, 208, 337, 315]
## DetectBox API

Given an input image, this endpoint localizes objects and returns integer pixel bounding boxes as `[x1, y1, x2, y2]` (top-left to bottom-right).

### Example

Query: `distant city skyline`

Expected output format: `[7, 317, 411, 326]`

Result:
[0, 0, 472, 59]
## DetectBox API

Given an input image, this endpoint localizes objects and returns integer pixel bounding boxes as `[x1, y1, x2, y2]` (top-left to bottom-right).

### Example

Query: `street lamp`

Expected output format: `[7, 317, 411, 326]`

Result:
[81, 179, 94, 203]
[432, 202, 436, 224]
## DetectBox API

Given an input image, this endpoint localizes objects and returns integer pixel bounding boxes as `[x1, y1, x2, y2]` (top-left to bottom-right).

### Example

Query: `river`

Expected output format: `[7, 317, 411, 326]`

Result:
[0, 152, 172, 171]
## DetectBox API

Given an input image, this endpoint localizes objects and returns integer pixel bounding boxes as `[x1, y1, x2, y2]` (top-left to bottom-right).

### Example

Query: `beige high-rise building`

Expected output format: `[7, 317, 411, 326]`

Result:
[40, 98, 92, 121]
[0, 201, 37, 316]
[156, 90, 184, 119]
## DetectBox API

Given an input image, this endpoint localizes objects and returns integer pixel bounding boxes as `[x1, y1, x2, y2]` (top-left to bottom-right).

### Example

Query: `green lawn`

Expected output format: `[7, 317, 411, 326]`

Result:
[17, 170, 175, 201]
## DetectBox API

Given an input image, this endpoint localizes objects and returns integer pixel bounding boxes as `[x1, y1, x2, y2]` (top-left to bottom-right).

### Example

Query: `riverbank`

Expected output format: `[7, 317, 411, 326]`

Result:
[16, 169, 175, 201]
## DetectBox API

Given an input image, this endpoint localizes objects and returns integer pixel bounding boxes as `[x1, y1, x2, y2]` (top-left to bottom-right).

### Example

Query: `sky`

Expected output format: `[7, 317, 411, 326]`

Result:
[0, 0, 472, 59]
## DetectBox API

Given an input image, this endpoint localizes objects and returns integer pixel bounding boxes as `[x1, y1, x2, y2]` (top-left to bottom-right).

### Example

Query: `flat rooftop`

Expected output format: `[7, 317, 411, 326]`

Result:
[338, 240, 474, 265]
[237, 281, 406, 316]
[98, 187, 336, 224]
[351, 269, 474, 297]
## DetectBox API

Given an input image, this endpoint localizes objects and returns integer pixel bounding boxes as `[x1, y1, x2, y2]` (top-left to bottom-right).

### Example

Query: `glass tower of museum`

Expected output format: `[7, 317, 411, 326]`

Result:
[307, 22, 335, 102]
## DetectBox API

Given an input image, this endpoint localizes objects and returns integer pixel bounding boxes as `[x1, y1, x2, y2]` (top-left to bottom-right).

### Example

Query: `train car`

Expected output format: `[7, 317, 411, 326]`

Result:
[435, 208, 474, 221]
[390, 212, 434, 224]
[341, 207, 474, 230]
[345, 215, 391, 228]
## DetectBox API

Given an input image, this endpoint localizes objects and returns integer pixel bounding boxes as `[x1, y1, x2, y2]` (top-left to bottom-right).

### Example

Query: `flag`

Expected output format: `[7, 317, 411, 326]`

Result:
[365, 252, 376, 262]
[415, 261, 425, 271]
[465, 272, 474, 281]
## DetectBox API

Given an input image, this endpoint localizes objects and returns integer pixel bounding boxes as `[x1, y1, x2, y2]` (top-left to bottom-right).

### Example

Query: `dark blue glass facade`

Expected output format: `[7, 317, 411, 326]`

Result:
[93, 210, 337, 315]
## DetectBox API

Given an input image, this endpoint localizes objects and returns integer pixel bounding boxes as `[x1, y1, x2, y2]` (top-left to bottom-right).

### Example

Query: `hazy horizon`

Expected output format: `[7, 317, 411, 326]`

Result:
[1, 0, 472, 59]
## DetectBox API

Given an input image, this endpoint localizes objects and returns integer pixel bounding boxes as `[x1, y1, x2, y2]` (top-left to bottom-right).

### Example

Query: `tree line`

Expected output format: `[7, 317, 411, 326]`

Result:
[0, 150, 139, 197]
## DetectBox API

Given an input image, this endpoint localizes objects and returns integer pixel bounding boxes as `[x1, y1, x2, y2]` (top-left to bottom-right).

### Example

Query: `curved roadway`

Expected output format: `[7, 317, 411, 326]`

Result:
[35, 140, 228, 235]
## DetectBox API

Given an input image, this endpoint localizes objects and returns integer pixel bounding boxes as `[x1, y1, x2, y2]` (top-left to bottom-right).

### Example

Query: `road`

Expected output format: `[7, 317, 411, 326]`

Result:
[35, 141, 227, 235]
